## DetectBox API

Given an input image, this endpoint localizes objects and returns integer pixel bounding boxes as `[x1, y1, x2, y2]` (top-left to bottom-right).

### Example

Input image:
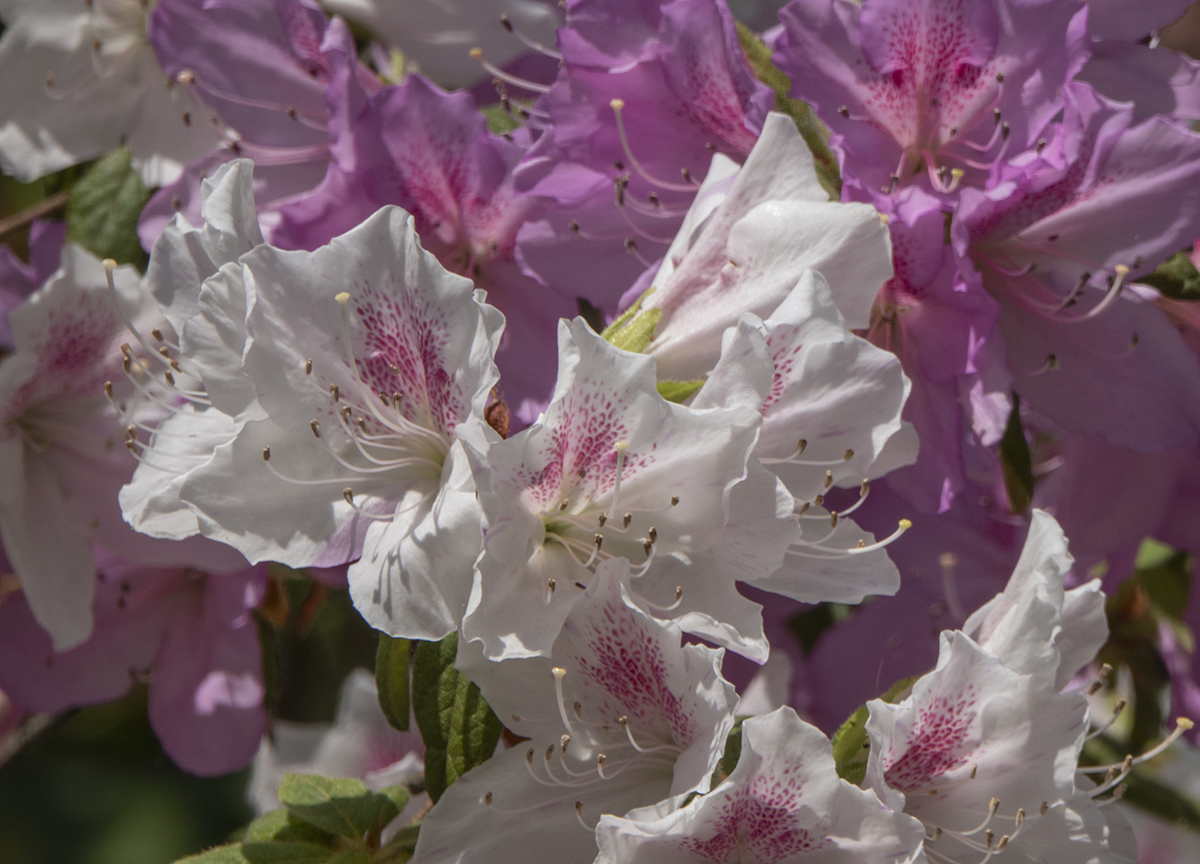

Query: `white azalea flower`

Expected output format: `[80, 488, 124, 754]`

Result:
[119, 158, 267, 540]
[962, 510, 1109, 690]
[0, 0, 204, 184]
[0, 244, 240, 650]
[596, 706, 927, 864]
[462, 318, 799, 661]
[693, 268, 916, 605]
[414, 558, 737, 864]
[177, 205, 504, 642]
[627, 112, 894, 382]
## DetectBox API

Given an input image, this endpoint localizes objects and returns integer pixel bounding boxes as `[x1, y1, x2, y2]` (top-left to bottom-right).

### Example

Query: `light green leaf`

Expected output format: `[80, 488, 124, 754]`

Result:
[65, 144, 153, 270]
[1140, 251, 1200, 301]
[412, 634, 504, 803]
[375, 824, 421, 864]
[481, 103, 520, 135]
[244, 808, 336, 846]
[371, 785, 411, 831]
[376, 635, 411, 732]
[606, 308, 661, 354]
[999, 393, 1034, 514]
[175, 846, 252, 864]
[657, 379, 704, 403]
[831, 676, 915, 785]
[277, 773, 380, 839]
[735, 23, 840, 200]
[241, 842, 337, 864]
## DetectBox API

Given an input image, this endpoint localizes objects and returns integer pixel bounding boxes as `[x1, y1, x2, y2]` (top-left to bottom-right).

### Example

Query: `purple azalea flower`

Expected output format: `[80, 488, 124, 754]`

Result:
[954, 82, 1200, 453]
[0, 220, 66, 353]
[272, 72, 575, 415]
[0, 554, 269, 776]
[513, 0, 774, 310]
[138, 0, 378, 250]
[774, 0, 1089, 199]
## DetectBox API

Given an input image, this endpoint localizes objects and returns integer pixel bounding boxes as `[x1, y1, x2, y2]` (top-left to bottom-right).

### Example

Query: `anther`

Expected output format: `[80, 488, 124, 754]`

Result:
[329, 384, 339, 402]
[969, 764, 978, 779]
[993, 108, 1001, 125]
[304, 359, 312, 375]
[310, 420, 321, 438]
[1040, 802, 1049, 815]
[150, 328, 164, 342]
[262, 447, 271, 461]
[830, 511, 839, 528]
[838, 106, 850, 118]
[484, 792, 493, 805]
[844, 449, 854, 461]
[597, 513, 607, 527]
[671, 496, 679, 506]
[104, 381, 114, 398]
[996, 71, 1005, 82]
[824, 469, 833, 489]
[643, 539, 653, 557]
[681, 167, 693, 184]
[986, 830, 995, 848]
[647, 527, 657, 543]
[1036, 138, 1047, 153]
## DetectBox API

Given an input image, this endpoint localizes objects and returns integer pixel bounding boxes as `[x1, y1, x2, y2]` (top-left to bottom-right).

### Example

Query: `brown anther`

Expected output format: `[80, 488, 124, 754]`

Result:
[670, 496, 679, 506]
[969, 764, 978, 779]
[643, 540, 653, 557]
[343, 488, 354, 505]
[623, 513, 632, 528]
[996, 71, 1005, 82]
[104, 381, 114, 398]
[995, 836, 1009, 852]
[681, 167, 693, 183]
[856, 539, 866, 548]
[304, 359, 312, 375]
[647, 527, 657, 543]
[798, 502, 810, 515]
[986, 830, 994, 848]
[624, 237, 637, 253]
[598, 513, 607, 527]
[830, 511, 839, 528]
[561, 734, 570, 749]
[341, 405, 352, 422]
[814, 494, 824, 506]
[1040, 802, 1049, 815]
[838, 105, 850, 118]
[310, 420, 321, 438]
[573, 702, 581, 718]
[593, 534, 603, 550]
[824, 469, 833, 489]
[797, 439, 808, 454]
[547, 578, 556, 595]
[329, 384, 339, 401]
[673, 586, 682, 601]
[484, 792, 493, 805]
[569, 220, 580, 234]
[262, 447, 271, 461]
[164, 370, 175, 386]
[151, 329, 164, 342]
[545, 745, 555, 760]
[844, 449, 854, 461]
[121, 343, 133, 358]
[170, 359, 182, 372]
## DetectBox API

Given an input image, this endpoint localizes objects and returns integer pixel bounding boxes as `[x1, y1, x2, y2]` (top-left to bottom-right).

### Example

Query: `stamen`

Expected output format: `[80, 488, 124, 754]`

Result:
[552, 668, 578, 738]
[469, 48, 550, 93]
[499, 13, 562, 59]
[609, 100, 697, 192]
[618, 716, 681, 754]
[574, 802, 590, 829]
[605, 441, 630, 521]
[959, 798, 1000, 837]
[1085, 700, 1126, 741]
[1080, 717, 1194, 784]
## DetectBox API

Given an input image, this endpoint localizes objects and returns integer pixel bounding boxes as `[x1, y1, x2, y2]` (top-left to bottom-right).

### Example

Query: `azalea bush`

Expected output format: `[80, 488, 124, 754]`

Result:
[2, 0, 1200, 862]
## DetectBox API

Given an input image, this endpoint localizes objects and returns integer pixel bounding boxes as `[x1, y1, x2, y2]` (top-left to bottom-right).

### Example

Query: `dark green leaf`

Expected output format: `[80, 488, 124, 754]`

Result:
[1140, 251, 1200, 301]
[656, 380, 704, 403]
[174, 846, 252, 864]
[736, 23, 840, 200]
[1134, 540, 1192, 624]
[376, 635, 411, 732]
[787, 603, 852, 655]
[241, 842, 338, 864]
[830, 677, 915, 785]
[999, 393, 1034, 514]
[277, 773, 380, 839]
[65, 145, 153, 270]
[375, 823, 421, 864]
[412, 634, 504, 803]
[717, 719, 743, 784]
[323, 852, 370, 864]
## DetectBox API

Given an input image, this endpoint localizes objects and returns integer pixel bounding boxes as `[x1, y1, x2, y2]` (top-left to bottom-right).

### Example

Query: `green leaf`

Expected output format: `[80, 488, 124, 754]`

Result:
[244, 808, 336, 846]
[830, 676, 916, 786]
[601, 288, 654, 340]
[1140, 251, 1200, 301]
[999, 393, 1034, 514]
[376, 635, 411, 731]
[375, 823, 421, 864]
[241, 843, 338, 864]
[371, 785, 411, 831]
[736, 23, 841, 200]
[65, 144, 153, 270]
[787, 603, 852, 655]
[1136, 545, 1192, 625]
[175, 846, 253, 864]
[656, 379, 704, 403]
[608, 308, 661, 354]
[277, 773, 382, 839]
[481, 103, 520, 136]
[323, 852, 370, 864]
[719, 719, 743, 780]
[412, 634, 504, 803]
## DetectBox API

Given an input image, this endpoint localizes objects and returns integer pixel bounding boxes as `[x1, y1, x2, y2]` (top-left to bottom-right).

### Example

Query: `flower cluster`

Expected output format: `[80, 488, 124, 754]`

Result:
[0, 0, 1198, 861]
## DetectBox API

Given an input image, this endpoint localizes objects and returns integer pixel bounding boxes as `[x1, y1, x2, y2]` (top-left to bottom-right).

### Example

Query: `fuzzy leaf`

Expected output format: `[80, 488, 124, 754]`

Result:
[412, 634, 503, 803]
[1140, 252, 1200, 301]
[65, 145, 153, 270]
[244, 808, 336, 846]
[277, 773, 380, 839]
[1000, 394, 1034, 514]
[656, 379, 704, 403]
[481, 103, 521, 135]
[606, 308, 661, 354]
[376, 635, 411, 732]
[736, 23, 840, 200]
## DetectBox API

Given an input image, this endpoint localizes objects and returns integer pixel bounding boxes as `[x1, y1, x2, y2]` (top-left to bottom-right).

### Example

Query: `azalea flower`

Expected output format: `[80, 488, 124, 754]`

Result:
[596, 706, 927, 864]
[323, 0, 561, 89]
[0, 242, 242, 650]
[176, 205, 503, 642]
[0, 551, 268, 776]
[514, 0, 775, 310]
[618, 112, 894, 382]
[462, 317, 798, 661]
[0, 219, 66, 354]
[0, 0, 204, 184]
[415, 558, 737, 864]
[775, 0, 1089, 198]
